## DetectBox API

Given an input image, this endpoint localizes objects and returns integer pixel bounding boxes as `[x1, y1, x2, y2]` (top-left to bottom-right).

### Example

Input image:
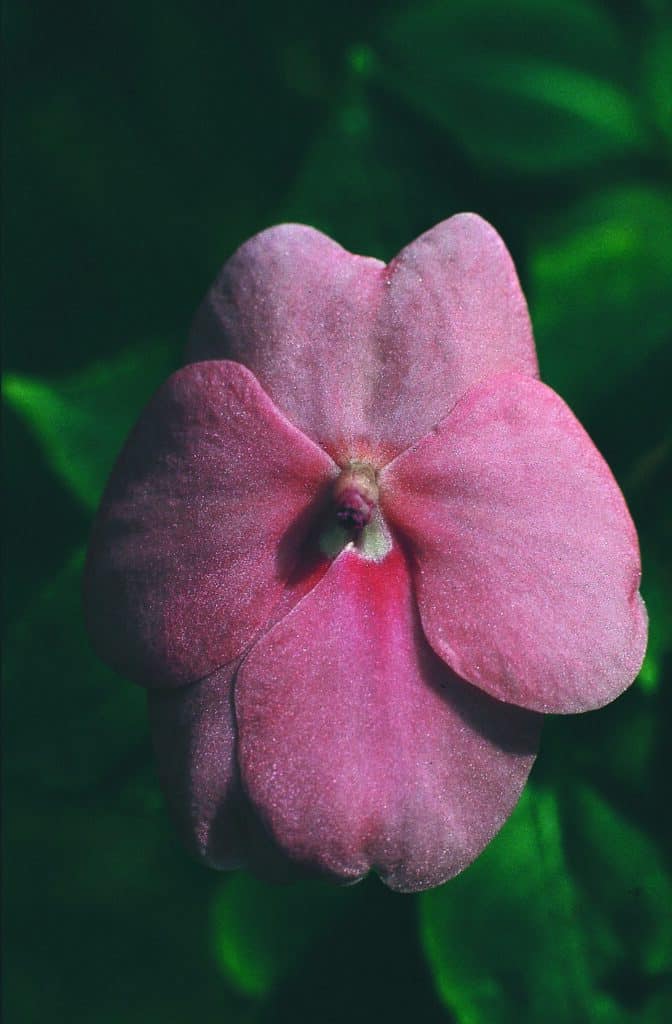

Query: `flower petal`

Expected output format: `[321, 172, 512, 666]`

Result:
[149, 663, 324, 880]
[84, 360, 335, 687]
[381, 373, 647, 714]
[188, 216, 537, 459]
[371, 213, 538, 450]
[148, 663, 243, 868]
[188, 224, 386, 460]
[235, 545, 540, 892]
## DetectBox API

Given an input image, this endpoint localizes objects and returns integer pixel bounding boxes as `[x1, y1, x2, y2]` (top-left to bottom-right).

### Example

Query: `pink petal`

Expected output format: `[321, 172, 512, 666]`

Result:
[381, 373, 647, 714]
[188, 216, 537, 459]
[149, 663, 337, 882]
[372, 213, 538, 451]
[84, 360, 335, 687]
[148, 663, 243, 868]
[188, 224, 386, 461]
[235, 545, 540, 892]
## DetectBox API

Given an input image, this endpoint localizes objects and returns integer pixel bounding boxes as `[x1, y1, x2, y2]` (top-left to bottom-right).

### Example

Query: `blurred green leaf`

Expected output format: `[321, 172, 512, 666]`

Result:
[3, 342, 176, 508]
[212, 873, 360, 999]
[642, 22, 672, 148]
[375, 0, 642, 174]
[4, 547, 246, 1020]
[562, 787, 672, 979]
[639, 534, 672, 696]
[4, 788, 249, 1024]
[283, 81, 457, 260]
[420, 785, 672, 1024]
[4, 548, 146, 792]
[529, 185, 672, 419]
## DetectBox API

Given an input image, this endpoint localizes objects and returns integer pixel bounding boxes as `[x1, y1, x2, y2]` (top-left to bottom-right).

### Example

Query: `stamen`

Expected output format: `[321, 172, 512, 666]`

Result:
[333, 462, 379, 532]
[335, 488, 374, 530]
[320, 461, 391, 562]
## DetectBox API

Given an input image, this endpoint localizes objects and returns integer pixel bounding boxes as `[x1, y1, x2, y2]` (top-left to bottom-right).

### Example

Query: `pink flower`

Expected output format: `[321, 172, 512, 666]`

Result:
[84, 215, 647, 892]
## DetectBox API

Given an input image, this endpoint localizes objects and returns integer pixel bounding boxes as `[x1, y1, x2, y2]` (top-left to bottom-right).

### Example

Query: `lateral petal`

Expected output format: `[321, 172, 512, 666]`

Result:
[382, 373, 647, 714]
[84, 360, 335, 686]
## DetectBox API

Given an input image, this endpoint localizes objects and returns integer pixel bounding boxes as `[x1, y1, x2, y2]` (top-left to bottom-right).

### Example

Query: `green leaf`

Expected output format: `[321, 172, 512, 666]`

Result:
[4, 550, 247, 1021]
[529, 185, 672, 419]
[420, 785, 672, 1024]
[211, 872, 361, 999]
[4, 548, 146, 792]
[562, 788, 672, 980]
[3, 342, 176, 508]
[4, 788, 248, 1024]
[375, 0, 643, 174]
[282, 81, 457, 261]
[642, 22, 672, 148]
[639, 544, 672, 695]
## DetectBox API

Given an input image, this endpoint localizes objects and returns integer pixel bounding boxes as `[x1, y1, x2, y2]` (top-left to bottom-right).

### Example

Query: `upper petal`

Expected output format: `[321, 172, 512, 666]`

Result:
[188, 216, 538, 459]
[84, 360, 335, 687]
[235, 544, 540, 893]
[370, 213, 538, 449]
[187, 224, 386, 461]
[381, 373, 647, 714]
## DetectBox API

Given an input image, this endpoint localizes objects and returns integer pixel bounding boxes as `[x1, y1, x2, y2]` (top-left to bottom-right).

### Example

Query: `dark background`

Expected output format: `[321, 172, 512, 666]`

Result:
[3, 1, 671, 1021]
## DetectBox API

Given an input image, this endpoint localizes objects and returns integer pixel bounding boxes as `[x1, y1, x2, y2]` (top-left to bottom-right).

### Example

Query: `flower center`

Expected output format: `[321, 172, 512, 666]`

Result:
[319, 461, 391, 563]
[333, 462, 379, 531]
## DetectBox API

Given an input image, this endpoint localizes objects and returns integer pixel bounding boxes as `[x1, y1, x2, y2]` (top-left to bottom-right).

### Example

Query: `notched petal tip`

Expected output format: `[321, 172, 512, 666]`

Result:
[188, 212, 539, 457]
[235, 544, 540, 891]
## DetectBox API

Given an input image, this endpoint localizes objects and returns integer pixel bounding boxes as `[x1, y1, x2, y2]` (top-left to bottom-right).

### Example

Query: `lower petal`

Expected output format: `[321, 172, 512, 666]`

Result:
[235, 545, 540, 892]
[148, 663, 243, 869]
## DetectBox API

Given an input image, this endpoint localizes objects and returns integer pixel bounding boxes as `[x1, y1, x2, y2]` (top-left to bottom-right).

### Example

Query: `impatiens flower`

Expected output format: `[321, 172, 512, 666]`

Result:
[84, 215, 647, 892]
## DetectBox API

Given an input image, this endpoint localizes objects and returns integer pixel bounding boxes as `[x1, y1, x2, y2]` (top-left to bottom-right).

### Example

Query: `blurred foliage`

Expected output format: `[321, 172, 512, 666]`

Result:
[3, 0, 671, 1022]
[3, 344, 177, 508]
[529, 185, 672, 421]
[421, 785, 672, 1023]
[642, 19, 672, 150]
[211, 873, 363, 999]
[374, 0, 645, 174]
[3, 548, 146, 793]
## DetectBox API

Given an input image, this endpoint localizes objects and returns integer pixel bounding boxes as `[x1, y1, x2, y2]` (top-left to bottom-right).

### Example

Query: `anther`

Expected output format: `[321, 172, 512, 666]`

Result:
[333, 462, 379, 532]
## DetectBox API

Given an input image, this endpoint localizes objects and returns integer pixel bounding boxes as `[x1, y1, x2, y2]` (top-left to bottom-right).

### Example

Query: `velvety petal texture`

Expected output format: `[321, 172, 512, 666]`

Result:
[188, 225, 386, 460]
[84, 216, 647, 892]
[84, 360, 336, 687]
[235, 545, 540, 892]
[382, 373, 647, 714]
[188, 214, 538, 459]
[371, 213, 538, 449]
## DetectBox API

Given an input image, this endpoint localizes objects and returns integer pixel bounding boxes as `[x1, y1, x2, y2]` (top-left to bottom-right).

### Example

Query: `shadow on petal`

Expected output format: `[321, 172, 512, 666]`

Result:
[275, 478, 334, 589]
